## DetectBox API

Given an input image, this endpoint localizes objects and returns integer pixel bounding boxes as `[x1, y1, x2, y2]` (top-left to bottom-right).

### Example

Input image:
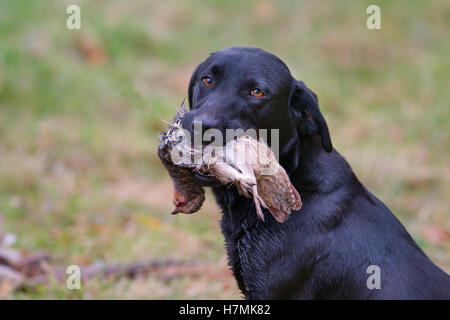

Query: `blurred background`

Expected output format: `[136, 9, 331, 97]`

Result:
[0, 0, 448, 299]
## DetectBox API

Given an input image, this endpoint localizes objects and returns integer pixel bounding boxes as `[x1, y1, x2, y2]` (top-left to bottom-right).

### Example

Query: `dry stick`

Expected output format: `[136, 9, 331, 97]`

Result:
[20, 259, 230, 288]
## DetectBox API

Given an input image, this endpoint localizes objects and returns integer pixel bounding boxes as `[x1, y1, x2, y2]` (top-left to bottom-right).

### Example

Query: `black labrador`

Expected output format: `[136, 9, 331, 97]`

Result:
[180, 47, 450, 299]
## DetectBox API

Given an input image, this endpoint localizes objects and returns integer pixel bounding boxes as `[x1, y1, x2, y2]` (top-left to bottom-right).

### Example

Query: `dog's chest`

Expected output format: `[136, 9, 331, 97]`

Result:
[221, 209, 281, 299]
[214, 187, 276, 297]
[224, 226, 268, 297]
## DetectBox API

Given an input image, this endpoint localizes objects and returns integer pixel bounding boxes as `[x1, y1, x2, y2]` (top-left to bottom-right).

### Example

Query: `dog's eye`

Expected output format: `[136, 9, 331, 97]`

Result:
[250, 89, 264, 97]
[202, 77, 212, 87]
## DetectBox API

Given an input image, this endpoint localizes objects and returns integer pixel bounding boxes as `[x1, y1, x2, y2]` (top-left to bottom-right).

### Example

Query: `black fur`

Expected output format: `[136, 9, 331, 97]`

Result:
[182, 47, 450, 299]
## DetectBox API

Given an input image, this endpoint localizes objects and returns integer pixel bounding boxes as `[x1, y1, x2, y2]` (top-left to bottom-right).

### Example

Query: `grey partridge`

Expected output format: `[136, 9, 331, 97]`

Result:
[158, 102, 302, 222]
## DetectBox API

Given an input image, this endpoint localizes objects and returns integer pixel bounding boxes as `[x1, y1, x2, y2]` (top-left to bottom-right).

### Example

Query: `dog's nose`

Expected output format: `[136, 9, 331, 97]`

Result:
[192, 117, 221, 133]
[190, 116, 224, 146]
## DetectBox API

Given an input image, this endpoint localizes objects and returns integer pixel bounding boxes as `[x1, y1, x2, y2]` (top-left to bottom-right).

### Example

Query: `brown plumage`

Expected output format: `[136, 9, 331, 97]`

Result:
[158, 102, 302, 222]
[203, 136, 302, 222]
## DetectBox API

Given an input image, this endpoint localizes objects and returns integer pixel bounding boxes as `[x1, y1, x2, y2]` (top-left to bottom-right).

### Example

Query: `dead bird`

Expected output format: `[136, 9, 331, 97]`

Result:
[157, 102, 205, 215]
[201, 136, 302, 222]
[158, 103, 302, 222]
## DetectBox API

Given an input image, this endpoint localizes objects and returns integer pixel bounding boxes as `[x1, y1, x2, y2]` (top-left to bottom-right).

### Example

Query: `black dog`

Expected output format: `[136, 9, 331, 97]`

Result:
[181, 47, 450, 299]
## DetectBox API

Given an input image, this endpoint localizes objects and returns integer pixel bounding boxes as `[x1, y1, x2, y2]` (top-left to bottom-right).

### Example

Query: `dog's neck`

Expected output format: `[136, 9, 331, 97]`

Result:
[282, 134, 343, 193]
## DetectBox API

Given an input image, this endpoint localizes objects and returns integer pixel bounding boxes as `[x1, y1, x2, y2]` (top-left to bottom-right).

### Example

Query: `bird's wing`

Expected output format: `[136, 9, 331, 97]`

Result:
[257, 171, 302, 223]
[289, 182, 302, 210]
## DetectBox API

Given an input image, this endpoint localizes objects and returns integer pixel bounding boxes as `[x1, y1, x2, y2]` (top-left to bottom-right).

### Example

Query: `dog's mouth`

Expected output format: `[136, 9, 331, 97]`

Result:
[193, 169, 220, 187]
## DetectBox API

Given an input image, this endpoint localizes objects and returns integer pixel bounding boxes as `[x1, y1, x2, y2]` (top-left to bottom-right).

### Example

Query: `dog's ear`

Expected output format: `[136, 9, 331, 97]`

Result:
[289, 80, 333, 152]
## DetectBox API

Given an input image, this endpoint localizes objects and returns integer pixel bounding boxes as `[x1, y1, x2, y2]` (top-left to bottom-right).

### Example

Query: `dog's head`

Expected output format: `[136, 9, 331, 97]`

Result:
[182, 47, 332, 179]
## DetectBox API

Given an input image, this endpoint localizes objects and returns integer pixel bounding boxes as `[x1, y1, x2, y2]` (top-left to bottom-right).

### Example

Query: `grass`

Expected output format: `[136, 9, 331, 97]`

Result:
[0, 0, 449, 299]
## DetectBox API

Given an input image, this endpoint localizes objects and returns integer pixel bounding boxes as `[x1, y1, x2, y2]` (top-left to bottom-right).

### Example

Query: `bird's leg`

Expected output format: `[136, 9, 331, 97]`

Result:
[235, 179, 253, 198]
[251, 185, 268, 221]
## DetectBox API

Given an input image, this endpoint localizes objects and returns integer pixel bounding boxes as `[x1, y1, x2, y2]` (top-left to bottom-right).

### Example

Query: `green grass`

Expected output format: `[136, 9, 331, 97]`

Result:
[0, 0, 448, 299]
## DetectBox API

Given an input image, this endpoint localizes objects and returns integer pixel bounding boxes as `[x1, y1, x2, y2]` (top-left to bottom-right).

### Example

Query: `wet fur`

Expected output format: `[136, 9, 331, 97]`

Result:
[184, 47, 450, 299]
